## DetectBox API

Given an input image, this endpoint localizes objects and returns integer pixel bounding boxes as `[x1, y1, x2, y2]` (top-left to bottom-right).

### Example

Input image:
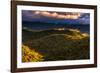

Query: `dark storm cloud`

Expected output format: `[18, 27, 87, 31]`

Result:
[22, 10, 90, 24]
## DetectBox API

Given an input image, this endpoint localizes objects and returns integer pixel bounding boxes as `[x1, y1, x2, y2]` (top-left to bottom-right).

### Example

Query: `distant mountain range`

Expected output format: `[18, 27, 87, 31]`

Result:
[22, 21, 89, 34]
[22, 21, 89, 26]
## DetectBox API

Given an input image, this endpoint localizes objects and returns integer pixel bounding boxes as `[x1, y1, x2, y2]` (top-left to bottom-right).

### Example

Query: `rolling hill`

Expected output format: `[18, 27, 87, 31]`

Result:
[22, 28, 90, 62]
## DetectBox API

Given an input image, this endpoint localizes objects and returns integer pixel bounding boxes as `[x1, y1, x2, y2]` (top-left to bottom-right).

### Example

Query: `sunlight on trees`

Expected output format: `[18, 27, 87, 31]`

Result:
[22, 45, 44, 62]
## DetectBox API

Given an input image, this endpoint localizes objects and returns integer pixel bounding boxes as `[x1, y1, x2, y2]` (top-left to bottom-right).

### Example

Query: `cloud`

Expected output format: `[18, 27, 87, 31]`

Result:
[33, 11, 81, 19]
[22, 10, 90, 24]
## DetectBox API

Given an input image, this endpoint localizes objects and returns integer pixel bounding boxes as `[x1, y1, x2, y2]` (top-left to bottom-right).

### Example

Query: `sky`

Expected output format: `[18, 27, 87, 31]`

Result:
[22, 10, 90, 25]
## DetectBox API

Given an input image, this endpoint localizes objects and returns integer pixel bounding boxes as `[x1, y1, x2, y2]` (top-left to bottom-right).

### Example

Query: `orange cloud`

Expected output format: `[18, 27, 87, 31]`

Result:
[34, 11, 81, 19]
[34, 11, 40, 14]
[51, 12, 58, 17]
[41, 11, 51, 16]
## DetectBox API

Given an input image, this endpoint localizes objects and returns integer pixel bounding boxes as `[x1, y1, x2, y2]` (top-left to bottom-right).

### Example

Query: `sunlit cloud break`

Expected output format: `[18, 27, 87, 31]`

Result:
[34, 11, 81, 19]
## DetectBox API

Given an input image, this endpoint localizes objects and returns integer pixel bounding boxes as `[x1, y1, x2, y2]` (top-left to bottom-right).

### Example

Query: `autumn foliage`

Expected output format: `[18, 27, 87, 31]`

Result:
[22, 45, 44, 62]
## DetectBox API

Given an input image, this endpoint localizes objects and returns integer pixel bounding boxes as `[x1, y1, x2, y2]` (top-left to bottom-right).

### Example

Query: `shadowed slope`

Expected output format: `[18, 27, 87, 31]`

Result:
[22, 28, 90, 61]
